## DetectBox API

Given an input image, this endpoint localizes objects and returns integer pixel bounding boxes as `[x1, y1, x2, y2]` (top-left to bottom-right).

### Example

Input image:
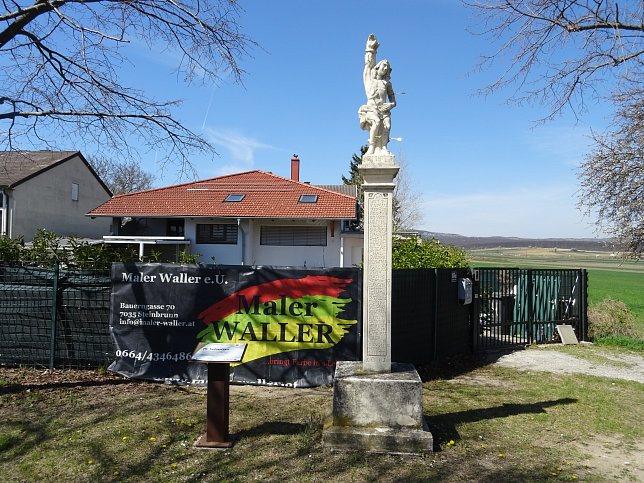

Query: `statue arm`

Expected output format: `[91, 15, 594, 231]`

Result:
[363, 34, 378, 87]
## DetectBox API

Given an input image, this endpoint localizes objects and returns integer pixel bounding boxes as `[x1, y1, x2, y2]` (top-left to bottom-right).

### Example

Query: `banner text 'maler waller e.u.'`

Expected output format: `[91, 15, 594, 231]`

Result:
[108, 263, 362, 387]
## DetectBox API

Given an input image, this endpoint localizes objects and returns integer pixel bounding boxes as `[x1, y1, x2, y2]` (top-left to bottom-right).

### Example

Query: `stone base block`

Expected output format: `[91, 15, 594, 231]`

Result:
[323, 361, 433, 455]
[323, 420, 433, 455]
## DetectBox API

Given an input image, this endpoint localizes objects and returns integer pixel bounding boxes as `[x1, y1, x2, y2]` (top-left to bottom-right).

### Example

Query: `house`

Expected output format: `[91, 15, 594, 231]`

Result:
[88, 157, 364, 268]
[0, 151, 112, 240]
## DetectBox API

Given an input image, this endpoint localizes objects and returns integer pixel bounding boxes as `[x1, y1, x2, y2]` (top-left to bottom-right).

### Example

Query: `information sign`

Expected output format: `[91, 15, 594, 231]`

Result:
[192, 343, 247, 363]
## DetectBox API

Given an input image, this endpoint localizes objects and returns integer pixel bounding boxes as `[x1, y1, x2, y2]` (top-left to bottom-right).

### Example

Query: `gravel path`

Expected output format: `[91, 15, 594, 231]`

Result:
[487, 345, 644, 383]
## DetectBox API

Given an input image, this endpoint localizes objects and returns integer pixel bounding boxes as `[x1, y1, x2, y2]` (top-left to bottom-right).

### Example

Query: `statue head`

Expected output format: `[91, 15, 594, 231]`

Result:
[374, 59, 391, 80]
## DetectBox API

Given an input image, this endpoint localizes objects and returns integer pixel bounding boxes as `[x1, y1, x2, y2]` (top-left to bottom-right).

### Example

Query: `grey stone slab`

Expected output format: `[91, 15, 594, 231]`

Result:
[322, 419, 433, 455]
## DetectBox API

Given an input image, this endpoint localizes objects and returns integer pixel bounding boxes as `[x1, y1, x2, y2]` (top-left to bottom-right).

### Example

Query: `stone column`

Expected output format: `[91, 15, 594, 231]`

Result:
[359, 152, 399, 373]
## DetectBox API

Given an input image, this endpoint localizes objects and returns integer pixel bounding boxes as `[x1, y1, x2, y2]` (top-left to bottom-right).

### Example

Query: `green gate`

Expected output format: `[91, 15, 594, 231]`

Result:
[473, 268, 588, 350]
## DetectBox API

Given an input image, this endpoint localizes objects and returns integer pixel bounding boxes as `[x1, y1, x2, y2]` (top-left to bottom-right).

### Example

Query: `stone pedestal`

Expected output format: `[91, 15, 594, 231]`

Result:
[322, 361, 433, 455]
[359, 153, 398, 373]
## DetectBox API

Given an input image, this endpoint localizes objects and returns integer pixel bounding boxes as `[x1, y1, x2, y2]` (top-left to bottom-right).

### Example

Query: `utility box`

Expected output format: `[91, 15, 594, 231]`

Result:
[458, 278, 473, 305]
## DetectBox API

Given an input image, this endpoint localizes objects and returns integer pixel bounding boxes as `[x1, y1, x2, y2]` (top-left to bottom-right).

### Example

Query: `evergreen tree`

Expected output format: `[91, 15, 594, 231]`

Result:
[342, 145, 368, 230]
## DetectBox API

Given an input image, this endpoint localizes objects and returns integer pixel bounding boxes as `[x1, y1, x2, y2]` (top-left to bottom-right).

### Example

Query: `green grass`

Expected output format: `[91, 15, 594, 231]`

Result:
[594, 335, 644, 351]
[587, 270, 644, 329]
[1, 351, 643, 482]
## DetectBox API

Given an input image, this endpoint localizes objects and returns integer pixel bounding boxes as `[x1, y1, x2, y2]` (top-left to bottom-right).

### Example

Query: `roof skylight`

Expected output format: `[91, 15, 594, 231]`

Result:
[298, 194, 318, 203]
[224, 193, 245, 202]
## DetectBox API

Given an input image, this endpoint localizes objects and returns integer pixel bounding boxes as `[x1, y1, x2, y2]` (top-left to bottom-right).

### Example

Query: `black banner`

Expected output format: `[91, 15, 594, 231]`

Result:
[108, 263, 361, 387]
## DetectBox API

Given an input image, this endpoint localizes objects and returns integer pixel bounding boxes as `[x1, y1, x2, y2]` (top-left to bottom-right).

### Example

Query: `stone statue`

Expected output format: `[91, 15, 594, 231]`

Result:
[359, 34, 396, 156]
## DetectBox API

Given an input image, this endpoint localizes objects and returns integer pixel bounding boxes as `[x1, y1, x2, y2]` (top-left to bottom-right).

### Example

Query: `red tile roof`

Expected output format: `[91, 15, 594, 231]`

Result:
[88, 170, 356, 219]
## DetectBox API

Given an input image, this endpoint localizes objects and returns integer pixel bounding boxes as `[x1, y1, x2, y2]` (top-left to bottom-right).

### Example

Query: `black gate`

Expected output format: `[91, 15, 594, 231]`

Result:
[472, 268, 588, 350]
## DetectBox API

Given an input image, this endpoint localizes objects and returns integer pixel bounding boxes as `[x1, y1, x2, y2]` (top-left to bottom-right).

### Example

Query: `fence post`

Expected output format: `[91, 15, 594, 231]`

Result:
[527, 269, 533, 344]
[580, 269, 588, 341]
[49, 261, 59, 370]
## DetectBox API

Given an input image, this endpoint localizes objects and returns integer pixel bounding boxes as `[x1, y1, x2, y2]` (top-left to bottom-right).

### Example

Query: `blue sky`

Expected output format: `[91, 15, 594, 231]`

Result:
[120, 1, 614, 238]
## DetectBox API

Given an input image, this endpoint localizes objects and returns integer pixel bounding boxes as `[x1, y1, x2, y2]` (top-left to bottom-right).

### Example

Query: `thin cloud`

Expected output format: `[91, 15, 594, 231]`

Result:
[204, 128, 276, 165]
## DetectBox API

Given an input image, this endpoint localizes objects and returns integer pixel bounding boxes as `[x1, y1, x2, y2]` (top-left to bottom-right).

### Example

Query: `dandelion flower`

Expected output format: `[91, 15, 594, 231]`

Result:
[88, 460, 93, 464]
[162, 444, 167, 448]
[150, 437, 156, 441]
[449, 440, 454, 445]
[498, 454, 503, 457]
[557, 467, 562, 471]
[114, 471, 119, 476]
[481, 445, 486, 448]
[566, 462, 571, 465]
[122, 436, 127, 440]
[172, 464, 177, 468]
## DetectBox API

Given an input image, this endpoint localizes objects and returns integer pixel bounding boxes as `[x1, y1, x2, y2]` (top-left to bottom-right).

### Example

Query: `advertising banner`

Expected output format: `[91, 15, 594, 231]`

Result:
[108, 263, 361, 387]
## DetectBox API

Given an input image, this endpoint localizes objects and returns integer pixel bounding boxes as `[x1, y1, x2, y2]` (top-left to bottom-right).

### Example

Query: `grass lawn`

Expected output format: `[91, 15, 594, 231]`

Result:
[1, 346, 643, 482]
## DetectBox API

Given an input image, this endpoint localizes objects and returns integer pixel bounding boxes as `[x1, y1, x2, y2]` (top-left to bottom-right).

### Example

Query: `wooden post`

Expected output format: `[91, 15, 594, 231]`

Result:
[196, 362, 234, 448]
[191, 343, 246, 449]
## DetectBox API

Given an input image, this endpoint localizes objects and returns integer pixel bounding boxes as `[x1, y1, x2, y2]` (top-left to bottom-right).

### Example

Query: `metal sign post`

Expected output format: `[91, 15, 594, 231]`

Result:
[191, 343, 247, 448]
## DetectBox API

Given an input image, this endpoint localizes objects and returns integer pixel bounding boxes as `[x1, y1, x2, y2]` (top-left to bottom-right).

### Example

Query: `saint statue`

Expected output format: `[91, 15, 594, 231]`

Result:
[358, 34, 396, 156]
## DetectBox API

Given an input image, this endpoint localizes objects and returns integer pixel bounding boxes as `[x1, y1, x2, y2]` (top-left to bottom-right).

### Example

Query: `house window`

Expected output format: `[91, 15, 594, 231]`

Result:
[224, 194, 245, 202]
[260, 225, 327, 246]
[167, 219, 184, 237]
[71, 183, 79, 201]
[196, 223, 238, 244]
[298, 194, 318, 203]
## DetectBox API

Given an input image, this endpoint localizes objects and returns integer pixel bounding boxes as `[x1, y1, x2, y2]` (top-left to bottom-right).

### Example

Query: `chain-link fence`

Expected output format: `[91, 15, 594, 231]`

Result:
[0, 262, 112, 369]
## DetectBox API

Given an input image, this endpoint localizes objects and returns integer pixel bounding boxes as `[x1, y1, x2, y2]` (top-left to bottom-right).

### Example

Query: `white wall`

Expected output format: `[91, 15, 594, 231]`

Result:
[342, 234, 364, 268]
[10, 155, 111, 240]
[249, 219, 342, 268]
[184, 218, 347, 268]
[184, 218, 245, 265]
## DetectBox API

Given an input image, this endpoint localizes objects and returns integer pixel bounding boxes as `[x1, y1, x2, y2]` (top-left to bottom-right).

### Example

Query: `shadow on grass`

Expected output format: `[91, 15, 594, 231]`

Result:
[426, 397, 577, 450]
[416, 349, 520, 382]
[234, 421, 308, 439]
[0, 378, 134, 395]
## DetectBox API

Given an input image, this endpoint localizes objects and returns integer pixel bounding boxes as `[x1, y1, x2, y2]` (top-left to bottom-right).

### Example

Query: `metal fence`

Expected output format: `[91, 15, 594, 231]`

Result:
[0, 262, 112, 368]
[0, 264, 588, 369]
[391, 268, 472, 364]
[472, 268, 588, 350]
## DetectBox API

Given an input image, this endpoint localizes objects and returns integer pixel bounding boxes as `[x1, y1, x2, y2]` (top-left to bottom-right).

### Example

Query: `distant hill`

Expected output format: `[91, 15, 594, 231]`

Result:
[416, 231, 616, 251]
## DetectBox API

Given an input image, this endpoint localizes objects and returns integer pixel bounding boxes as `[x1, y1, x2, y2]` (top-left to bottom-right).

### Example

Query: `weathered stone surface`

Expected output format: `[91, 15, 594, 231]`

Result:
[359, 166, 398, 374]
[332, 361, 423, 428]
[323, 361, 433, 455]
[322, 423, 433, 455]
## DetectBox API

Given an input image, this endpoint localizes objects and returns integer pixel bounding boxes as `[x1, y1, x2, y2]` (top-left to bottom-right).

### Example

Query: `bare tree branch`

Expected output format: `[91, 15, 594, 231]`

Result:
[89, 155, 154, 194]
[463, 0, 644, 120]
[1, 0, 256, 177]
[578, 92, 644, 257]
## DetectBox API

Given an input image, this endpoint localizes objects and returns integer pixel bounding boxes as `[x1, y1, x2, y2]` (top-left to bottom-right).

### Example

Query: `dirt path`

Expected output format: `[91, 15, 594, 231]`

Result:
[487, 345, 644, 383]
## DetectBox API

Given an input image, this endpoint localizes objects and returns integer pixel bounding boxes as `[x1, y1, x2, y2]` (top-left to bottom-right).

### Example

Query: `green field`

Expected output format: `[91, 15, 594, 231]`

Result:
[471, 247, 644, 332]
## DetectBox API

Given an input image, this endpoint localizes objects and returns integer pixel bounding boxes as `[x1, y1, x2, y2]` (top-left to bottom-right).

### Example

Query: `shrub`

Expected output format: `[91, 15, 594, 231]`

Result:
[587, 297, 640, 339]
[392, 236, 470, 269]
